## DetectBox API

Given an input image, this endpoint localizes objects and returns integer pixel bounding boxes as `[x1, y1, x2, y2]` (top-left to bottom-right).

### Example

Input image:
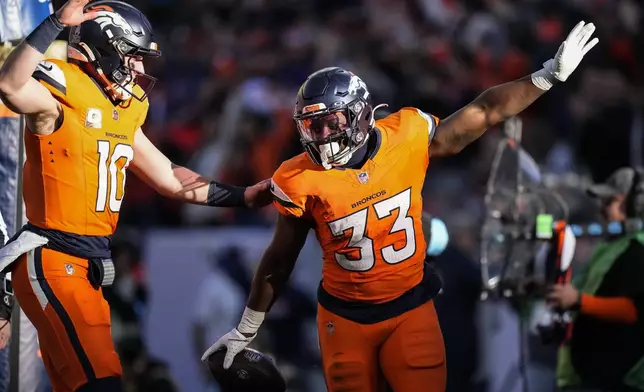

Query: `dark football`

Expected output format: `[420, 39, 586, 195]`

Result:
[206, 348, 286, 392]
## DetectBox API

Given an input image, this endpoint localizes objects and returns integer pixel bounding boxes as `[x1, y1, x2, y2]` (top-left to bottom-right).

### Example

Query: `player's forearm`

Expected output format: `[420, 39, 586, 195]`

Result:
[164, 165, 211, 204]
[437, 76, 546, 156]
[246, 248, 297, 313]
[473, 76, 546, 128]
[0, 16, 63, 95]
[234, 250, 296, 337]
[158, 164, 247, 207]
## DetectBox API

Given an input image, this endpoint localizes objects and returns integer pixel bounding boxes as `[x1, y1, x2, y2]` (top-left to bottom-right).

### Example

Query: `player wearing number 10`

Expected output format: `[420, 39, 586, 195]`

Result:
[205, 21, 600, 392]
[0, 1, 271, 391]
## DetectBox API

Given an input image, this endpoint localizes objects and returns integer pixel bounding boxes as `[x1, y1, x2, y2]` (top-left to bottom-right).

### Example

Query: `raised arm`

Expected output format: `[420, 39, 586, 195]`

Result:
[130, 128, 272, 208]
[429, 21, 598, 158]
[0, 1, 97, 135]
[0, 44, 59, 119]
[200, 213, 312, 368]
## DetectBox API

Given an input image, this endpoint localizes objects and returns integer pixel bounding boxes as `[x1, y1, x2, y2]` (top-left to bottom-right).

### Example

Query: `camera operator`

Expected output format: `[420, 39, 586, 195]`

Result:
[550, 167, 644, 392]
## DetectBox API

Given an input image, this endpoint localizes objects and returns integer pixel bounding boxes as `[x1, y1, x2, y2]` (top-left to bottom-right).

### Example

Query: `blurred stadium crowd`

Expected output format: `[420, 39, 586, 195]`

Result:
[96, 0, 644, 391]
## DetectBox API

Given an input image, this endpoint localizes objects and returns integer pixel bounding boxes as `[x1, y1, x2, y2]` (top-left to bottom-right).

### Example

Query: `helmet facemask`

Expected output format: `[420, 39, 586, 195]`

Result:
[99, 36, 160, 101]
[295, 99, 382, 170]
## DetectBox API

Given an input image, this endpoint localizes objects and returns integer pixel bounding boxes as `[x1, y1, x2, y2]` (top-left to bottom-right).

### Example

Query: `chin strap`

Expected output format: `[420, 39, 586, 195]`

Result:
[68, 43, 132, 102]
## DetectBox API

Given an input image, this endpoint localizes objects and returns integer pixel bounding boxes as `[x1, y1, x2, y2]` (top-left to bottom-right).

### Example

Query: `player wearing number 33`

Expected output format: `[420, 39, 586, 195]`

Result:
[202, 21, 599, 392]
[0, 1, 272, 391]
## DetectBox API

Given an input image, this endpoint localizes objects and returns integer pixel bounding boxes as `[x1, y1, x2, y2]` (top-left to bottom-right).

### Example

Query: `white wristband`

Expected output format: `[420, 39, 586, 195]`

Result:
[531, 67, 557, 91]
[237, 307, 265, 335]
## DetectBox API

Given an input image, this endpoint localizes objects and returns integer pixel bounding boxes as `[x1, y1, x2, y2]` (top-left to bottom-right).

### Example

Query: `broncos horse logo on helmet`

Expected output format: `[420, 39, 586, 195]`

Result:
[67, 0, 160, 102]
[293, 67, 387, 169]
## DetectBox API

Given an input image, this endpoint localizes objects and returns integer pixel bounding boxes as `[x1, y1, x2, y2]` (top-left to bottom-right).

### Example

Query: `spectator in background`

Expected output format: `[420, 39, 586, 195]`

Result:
[191, 247, 247, 392]
[552, 167, 644, 391]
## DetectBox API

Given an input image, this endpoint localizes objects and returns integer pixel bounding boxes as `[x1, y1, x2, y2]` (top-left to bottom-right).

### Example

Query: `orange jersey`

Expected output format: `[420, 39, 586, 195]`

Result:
[23, 59, 148, 236]
[271, 107, 439, 303]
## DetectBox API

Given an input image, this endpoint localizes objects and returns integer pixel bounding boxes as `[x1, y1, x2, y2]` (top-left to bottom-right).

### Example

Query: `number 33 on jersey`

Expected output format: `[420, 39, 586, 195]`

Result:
[271, 107, 438, 304]
[22, 59, 147, 237]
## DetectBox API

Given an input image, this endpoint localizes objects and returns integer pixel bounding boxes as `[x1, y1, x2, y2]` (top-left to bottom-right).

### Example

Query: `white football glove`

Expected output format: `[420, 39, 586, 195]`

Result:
[532, 21, 599, 90]
[201, 328, 256, 369]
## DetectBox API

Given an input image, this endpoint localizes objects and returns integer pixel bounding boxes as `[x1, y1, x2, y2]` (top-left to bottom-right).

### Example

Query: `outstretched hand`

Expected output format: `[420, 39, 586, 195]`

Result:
[545, 21, 599, 83]
[244, 179, 273, 208]
[55, 0, 99, 27]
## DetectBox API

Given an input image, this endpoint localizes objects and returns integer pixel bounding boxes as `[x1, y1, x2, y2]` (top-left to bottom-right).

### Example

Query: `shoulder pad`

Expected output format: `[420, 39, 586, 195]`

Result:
[33, 60, 67, 95]
[270, 156, 311, 217]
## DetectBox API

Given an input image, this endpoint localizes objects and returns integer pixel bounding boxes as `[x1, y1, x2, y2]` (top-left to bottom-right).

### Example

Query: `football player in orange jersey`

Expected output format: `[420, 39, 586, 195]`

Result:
[211, 21, 599, 392]
[0, 1, 271, 391]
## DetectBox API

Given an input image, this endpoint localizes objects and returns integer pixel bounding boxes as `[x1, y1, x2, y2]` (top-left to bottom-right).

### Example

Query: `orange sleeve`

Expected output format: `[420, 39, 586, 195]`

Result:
[580, 294, 638, 324]
[270, 160, 310, 219]
[393, 107, 439, 167]
[400, 107, 439, 146]
[32, 59, 69, 101]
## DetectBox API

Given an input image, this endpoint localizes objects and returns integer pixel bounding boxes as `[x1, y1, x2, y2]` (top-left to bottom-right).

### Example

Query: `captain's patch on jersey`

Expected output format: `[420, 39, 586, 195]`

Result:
[85, 108, 103, 129]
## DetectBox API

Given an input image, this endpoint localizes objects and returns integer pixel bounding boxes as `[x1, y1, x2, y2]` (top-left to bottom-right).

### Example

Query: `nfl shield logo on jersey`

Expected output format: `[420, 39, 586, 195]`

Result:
[85, 108, 102, 129]
[358, 172, 369, 184]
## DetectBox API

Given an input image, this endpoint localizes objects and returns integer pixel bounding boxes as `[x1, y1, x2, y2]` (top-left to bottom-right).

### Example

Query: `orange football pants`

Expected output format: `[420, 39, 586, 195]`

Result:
[12, 247, 122, 392]
[317, 300, 446, 392]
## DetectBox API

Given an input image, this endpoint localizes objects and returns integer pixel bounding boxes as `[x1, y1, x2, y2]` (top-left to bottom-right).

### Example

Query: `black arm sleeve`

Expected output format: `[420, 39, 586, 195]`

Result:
[207, 181, 246, 208]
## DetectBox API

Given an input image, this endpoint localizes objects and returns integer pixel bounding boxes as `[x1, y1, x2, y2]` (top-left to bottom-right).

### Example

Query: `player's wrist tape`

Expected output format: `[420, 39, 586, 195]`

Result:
[531, 66, 559, 91]
[25, 14, 65, 54]
[207, 181, 247, 208]
[237, 307, 265, 336]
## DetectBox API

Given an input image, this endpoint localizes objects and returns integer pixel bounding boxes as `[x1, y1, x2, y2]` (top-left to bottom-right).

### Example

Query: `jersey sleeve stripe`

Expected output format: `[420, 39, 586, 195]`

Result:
[32, 62, 67, 95]
[270, 179, 298, 207]
[33, 70, 67, 95]
[274, 198, 302, 210]
[415, 108, 437, 145]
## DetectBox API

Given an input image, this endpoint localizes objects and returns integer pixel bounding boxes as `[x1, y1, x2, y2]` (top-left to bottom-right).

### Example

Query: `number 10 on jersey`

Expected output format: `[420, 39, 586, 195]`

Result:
[96, 140, 134, 213]
[328, 188, 417, 272]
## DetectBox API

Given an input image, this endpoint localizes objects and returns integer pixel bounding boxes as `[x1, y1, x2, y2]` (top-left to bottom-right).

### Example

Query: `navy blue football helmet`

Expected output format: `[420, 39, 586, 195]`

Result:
[293, 67, 386, 169]
[67, 0, 161, 101]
